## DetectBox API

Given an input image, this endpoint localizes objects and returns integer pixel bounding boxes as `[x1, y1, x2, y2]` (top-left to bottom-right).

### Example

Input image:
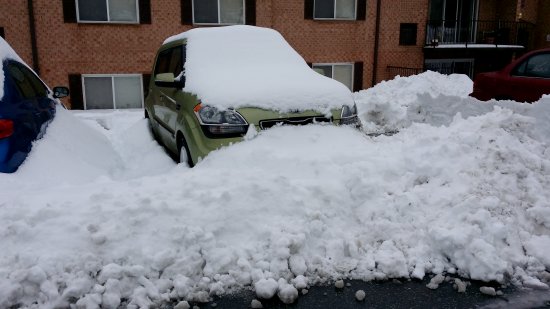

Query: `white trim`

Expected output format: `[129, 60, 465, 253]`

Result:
[76, 0, 140, 24]
[81, 74, 87, 110]
[312, 62, 355, 90]
[192, 0, 246, 25]
[82, 74, 144, 110]
[111, 76, 117, 109]
[218, 0, 221, 23]
[106, 0, 111, 22]
[313, 0, 358, 20]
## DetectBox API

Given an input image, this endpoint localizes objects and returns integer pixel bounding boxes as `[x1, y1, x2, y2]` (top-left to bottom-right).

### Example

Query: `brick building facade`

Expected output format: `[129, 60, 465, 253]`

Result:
[0, 0, 549, 109]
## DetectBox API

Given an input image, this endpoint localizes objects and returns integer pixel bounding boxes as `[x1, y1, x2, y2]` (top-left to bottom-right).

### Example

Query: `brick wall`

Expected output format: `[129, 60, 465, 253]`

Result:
[519, 0, 538, 23]
[376, 0, 428, 83]
[0, 0, 33, 65]
[10, 0, 542, 109]
[269, 0, 374, 89]
[32, 0, 191, 107]
[496, 0, 519, 21]
[535, 0, 550, 49]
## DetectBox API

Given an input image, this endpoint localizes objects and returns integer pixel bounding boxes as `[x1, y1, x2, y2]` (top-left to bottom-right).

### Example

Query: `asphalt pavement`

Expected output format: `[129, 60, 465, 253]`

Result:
[161, 277, 550, 309]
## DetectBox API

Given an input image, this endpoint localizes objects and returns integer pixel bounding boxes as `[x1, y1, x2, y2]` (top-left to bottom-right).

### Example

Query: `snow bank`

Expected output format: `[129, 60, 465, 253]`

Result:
[164, 26, 354, 112]
[0, 107, 174, 188]
[355, 71, 550, 145]
[0, 37, 24, 100]
[354, 71, 473, 132]
[1, 72, 550, 307]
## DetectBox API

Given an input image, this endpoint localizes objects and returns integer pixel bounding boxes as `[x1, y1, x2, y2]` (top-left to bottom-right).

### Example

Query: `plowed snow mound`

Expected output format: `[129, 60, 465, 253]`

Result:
[1, 73, 550, 308]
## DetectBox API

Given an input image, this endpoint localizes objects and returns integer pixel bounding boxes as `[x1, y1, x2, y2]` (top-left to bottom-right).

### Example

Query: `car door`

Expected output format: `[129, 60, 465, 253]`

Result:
[5, 61, 47, 140]
[151, 45, 184, 143]
[13, 61, 55, 137]
[0, 61, 49, 171]
[507, 52, 550, 102]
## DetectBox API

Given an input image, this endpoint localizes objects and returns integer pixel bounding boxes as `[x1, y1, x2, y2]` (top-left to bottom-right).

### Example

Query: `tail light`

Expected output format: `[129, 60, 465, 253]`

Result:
[0, 119, 14, 139]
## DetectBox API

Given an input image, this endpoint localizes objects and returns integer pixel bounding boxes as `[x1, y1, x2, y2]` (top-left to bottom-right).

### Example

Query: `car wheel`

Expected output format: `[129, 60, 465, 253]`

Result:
[177, 134, 194, 167]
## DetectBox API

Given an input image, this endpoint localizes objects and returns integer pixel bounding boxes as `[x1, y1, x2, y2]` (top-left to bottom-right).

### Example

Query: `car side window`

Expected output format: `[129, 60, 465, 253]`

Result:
[513, 53, 550, 78]
[154, 45, 184, 77]
[7, 61, 48, 99]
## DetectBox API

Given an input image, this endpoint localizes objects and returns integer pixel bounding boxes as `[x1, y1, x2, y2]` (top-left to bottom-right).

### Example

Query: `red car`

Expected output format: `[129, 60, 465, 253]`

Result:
[471, 48, 550, 103]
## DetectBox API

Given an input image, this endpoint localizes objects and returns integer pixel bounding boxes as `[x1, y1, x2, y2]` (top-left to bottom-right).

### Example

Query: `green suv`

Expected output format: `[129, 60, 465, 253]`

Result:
[145, 26, 359, 166]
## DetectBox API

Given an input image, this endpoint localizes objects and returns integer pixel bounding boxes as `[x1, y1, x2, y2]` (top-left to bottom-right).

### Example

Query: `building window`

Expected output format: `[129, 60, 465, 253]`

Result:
[312, 63, 354, 90]
[400, 23, 417, 46]
[0, 27, 4, 38]
[193, 0, 245, 25]
[76, 0, 139, 23]
[314, 0, 356, 19]
[82, 74, 143, 109]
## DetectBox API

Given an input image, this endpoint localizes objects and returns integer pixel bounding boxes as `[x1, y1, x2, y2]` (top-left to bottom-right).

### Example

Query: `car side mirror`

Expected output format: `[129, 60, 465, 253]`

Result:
[155, 73, 185, 88]
[52, 86, 70, 98]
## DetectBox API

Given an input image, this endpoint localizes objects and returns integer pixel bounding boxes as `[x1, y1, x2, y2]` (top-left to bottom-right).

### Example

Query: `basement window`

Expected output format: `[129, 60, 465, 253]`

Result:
[82, 74, 143, 109]
[77, 0, 139, 23]
[399, 23, 418, 46]
[0, 27, 4, 38]
[314, 0, 356, 20]
[193, 0, 245, 25]
[312, 63, 354, 90]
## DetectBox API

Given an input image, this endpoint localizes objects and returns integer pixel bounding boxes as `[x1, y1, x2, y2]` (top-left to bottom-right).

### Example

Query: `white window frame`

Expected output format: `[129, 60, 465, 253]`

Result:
[313, 0, 357, 20]
[82, 74, 144, 110]
[312, 62, 355, 90]
[192, 0, 246, 25]
[76, 0, 140, 24]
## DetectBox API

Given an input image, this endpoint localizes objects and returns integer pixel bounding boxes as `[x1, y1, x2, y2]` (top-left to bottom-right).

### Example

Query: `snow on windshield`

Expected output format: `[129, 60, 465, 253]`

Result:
[0, 37, 24, 101]
[1, 72, 550, 307]
[164, 26, 354, 113]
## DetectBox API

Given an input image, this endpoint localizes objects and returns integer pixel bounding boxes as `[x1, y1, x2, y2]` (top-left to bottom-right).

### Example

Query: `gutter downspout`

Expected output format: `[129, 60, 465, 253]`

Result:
[28, 0, 39, 74]
[372, 0, 381, 86]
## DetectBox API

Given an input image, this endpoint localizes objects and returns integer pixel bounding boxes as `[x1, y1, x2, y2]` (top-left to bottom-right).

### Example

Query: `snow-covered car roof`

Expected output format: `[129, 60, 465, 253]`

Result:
[0, 37, 24, 100]
[164, 26, 355, 113]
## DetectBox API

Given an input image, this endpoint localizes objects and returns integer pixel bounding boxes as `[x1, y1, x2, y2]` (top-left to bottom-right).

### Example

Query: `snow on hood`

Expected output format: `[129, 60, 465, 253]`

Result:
[164, 26, 354, 113]
[0, 37, 24, 101]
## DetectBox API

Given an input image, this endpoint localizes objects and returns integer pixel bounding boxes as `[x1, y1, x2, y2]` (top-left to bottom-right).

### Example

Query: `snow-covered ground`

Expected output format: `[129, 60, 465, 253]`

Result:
[1, 72, 550, 308]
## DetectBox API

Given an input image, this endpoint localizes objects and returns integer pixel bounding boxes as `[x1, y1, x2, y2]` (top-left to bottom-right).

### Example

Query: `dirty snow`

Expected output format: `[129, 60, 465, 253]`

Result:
[1, 72, 550, 307]
[164, 26, 354, 112]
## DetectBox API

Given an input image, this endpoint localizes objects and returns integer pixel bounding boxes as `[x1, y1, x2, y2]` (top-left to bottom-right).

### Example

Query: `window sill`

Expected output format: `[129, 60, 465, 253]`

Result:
[77, 21, 140, 25]
[192, 22, 245, 26]
[313, 18, 358, 21]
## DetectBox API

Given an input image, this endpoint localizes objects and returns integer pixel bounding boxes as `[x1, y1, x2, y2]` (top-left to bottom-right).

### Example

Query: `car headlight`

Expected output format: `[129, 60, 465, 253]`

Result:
[194, 104, 248, 137]
[340, 104, 359, 125]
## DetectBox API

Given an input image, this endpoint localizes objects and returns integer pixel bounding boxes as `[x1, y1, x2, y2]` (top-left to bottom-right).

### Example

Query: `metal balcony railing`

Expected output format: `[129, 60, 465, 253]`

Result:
[426, 20, 534, 47]
[386, 66, 424, 78]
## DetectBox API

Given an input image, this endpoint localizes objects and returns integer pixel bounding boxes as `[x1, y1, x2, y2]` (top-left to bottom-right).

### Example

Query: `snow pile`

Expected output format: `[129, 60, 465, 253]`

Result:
[73, 110, 175, 180]
[354, 71, 473, 132]
[0, 37, 24, 100]
[1, 73, 550, 307]
[355, 71, 550, 145]
[164, 26, 354, 112]
[0, 107, 174, 187]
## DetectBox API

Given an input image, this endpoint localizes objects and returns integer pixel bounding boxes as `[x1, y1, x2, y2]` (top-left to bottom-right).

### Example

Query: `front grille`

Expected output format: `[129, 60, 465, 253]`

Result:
[259, 116, 331, 130]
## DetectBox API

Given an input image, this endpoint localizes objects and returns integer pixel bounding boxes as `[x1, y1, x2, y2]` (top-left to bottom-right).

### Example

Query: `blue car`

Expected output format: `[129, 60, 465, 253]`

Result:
[0, 38, 68, 173]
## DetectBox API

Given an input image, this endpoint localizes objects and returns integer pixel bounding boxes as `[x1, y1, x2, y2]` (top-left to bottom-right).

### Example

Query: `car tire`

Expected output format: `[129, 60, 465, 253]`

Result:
[177, 134, 194, 168]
